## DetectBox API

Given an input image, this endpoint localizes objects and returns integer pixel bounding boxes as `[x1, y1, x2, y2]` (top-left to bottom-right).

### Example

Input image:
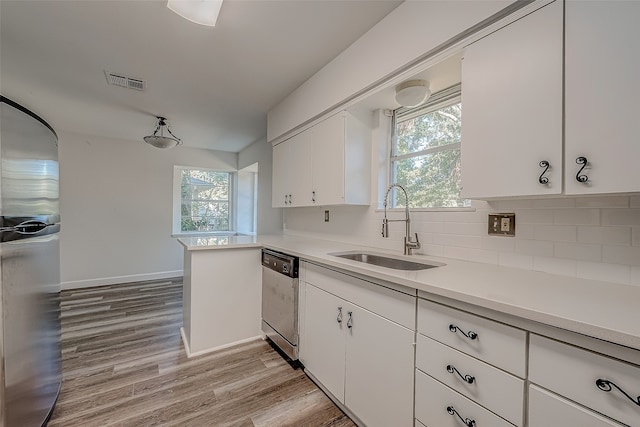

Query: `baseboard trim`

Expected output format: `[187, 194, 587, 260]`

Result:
[61, 270, 183, 290]
[180, 327, 264, 359]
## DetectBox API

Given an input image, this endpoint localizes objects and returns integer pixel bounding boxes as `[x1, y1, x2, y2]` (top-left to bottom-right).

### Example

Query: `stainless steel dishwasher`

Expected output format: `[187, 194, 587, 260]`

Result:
[261, 248, 299, 360]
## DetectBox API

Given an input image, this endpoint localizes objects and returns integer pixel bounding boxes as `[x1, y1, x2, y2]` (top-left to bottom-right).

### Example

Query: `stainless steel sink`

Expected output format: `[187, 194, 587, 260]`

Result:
[329, 251, 444, 271]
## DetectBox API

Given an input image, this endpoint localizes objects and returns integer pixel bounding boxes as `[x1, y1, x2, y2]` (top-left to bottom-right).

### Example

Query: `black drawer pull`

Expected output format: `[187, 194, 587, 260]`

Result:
[575, 156, 589, 183]
[449, 324, 478, 340]
[596, 379, 640, 407]
[539, 160, 550, 184]
[447, 405, 475, 427]
[447, 364, 475, 384]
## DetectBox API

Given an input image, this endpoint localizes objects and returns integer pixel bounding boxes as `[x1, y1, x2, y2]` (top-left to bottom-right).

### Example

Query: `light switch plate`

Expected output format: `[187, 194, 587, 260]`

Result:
[488, 213, 515, 236]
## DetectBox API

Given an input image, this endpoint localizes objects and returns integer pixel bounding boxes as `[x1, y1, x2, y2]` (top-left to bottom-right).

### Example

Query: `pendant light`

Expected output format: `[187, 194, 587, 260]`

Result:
[143, 117, 183, 149]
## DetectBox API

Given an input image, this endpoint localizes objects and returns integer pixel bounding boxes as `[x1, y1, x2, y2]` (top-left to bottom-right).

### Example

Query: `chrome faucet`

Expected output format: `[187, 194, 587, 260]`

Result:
[382, 184, 421, 255]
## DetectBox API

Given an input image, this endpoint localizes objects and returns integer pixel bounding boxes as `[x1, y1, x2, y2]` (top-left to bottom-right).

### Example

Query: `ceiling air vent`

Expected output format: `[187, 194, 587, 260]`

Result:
[104, 71, 146, 91]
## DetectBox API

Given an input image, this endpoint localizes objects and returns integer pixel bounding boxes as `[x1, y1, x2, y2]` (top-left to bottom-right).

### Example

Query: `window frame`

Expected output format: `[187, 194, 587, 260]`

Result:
[389, 84, 469, 210]
[172, 165, 237, 236]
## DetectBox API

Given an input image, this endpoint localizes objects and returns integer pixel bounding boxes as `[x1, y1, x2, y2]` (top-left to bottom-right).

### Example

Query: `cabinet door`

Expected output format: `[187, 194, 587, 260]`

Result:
[344, 305, 414, 427]
[461, 0, 563, 198]
[271, 141, 288, 208]
[311, 113, 345, 205]
[288, 130, 312, 207]
[564, 1, 640, 194]
[303, 284, 346, 402]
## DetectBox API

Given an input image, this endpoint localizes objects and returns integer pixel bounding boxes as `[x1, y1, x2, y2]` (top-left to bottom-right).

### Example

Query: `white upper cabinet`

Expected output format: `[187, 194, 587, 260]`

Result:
[461, 0, 563, 199]
[564, 0, 640, 195]
[271, 130, 312, 208]
[271, 111, 371, 208]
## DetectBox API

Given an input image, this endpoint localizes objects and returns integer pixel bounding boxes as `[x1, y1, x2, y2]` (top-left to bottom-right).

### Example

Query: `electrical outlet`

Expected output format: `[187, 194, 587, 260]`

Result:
[488, 213, 515, 236]
[324, 210, 330, 222]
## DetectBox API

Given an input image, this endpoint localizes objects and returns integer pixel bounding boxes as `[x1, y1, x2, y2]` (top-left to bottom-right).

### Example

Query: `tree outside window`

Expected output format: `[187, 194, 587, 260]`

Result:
[180, 169, 230, 232]
[391, 87, 468, 209]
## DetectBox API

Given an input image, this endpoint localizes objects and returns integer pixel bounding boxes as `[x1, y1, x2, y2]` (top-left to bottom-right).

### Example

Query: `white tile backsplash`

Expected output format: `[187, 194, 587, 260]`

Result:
[602, 245, 640, 266]
[284, 195, 640, 286]
[515, 209, 554, 224]
[553, 242, 602, 262]
[498, 252, 533, 269]
[534, 225, 577, 242]
[515, 239, 554, 257]
[467, 248, 499, 264]
[553, 208, 600, 225]
[601, 209, 640, 226]
[577, 226, 632, 245]
[575, 196, 629, 208]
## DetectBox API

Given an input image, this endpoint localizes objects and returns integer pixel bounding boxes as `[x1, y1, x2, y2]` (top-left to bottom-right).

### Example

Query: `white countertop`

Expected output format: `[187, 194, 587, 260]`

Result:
[178, 234, 640, 352]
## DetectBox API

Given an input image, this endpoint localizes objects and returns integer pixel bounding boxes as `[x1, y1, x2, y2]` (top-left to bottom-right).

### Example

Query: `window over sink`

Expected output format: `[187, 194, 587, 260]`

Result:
[390, 84, 469, 209]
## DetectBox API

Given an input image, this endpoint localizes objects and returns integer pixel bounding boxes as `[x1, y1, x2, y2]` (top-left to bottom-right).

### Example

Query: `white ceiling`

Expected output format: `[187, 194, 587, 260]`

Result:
[0, 0, 401, 152]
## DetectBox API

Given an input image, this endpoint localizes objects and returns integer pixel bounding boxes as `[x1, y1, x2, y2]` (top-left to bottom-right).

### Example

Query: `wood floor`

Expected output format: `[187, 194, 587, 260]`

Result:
[49, 278, 355, 427]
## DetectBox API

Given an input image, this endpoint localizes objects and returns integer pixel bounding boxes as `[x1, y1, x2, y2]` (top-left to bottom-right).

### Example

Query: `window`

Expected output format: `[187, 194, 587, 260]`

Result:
[173, 167, 232, 234]
[390, 84, 468, 209]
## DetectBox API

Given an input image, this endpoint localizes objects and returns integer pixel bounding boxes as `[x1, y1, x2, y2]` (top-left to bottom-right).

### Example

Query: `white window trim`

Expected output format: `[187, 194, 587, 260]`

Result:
[172, 165, 237, 236]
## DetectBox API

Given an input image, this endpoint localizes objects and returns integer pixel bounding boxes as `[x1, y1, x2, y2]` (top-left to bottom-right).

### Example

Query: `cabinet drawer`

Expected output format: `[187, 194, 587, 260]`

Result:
[303, 262, 415, 329]
[418, 299, 527, 377]
[416, 334, 524, 425]
[529, 385, 624, 427]
[529, 334, 640, 426]
[415, 369, 515, 427]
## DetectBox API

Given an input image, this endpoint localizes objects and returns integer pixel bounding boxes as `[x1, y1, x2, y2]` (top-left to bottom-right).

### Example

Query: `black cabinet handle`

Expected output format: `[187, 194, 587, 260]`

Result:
[596, 379, 640, 407]
[576, 156, 589, 183]
[449, 324, 478, 340]
[447, 364, 475, 384]
[336, 307, 343, 325]
[539, 160, 550, 184]
[447, 406, 476, 427]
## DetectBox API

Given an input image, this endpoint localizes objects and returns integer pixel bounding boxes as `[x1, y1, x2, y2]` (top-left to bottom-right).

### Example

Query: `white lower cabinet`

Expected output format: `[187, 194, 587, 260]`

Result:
[303, 284, 347, 402]
[416, 298, 526, 426]
[529, 334, 640, 427]
[415, 369, 515, 427]
[344, 302, 414, 427]
[529, 385, 624, 427]
[300, 263, 414, 427]
[416, 334, 524, 425]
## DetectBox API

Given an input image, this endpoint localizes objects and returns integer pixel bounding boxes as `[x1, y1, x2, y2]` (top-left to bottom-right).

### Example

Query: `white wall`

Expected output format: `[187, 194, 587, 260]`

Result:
[267, 0, 512, 141]
[238, 137, 282, 234]
[59, 131, 237, 289]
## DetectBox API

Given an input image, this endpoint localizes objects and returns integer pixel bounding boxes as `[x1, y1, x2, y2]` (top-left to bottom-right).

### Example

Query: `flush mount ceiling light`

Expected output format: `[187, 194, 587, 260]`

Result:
[143, 117, 183, 149]
[395, 80, 431, 108]
[167, 0, 223, 27]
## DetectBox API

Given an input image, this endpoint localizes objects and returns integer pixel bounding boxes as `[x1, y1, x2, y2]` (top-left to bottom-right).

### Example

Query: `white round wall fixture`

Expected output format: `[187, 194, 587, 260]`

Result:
[395, 80, 431, 108]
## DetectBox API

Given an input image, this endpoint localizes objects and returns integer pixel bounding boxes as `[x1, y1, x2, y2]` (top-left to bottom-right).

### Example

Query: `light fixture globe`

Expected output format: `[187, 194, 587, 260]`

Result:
[143, 117, 183, 149]
[395, 80, 431, 108]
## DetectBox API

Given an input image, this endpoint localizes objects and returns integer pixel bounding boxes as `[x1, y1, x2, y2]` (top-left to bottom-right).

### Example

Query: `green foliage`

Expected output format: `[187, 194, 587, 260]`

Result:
[180, 169, 230, 231]
[393, 103, 467, 208]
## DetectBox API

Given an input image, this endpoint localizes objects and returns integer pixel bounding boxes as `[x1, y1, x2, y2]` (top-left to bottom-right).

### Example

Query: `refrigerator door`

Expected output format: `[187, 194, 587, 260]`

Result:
[1, 97, 61, 426]
[2, 234, 61, 427]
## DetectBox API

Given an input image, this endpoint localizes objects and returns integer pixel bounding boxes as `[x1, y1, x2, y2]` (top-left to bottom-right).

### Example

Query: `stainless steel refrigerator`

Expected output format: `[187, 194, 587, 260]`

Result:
[0, 96, 61, 426]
